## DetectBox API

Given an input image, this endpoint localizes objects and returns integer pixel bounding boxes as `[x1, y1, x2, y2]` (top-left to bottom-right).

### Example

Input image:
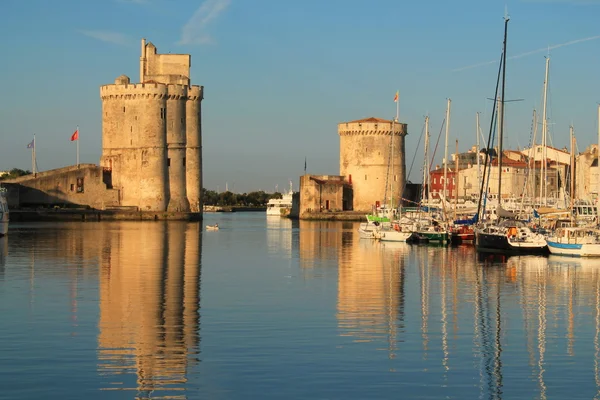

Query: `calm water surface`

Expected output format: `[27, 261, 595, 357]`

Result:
[1, 213, 600, 399]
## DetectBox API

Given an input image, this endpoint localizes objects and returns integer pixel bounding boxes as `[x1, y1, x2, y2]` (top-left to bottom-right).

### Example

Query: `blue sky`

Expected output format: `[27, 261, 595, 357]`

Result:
[1, 0, 599, 192]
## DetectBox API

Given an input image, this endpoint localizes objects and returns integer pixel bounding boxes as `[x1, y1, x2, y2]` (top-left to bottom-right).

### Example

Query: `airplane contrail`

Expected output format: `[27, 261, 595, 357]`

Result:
[452, 34, 600, 72]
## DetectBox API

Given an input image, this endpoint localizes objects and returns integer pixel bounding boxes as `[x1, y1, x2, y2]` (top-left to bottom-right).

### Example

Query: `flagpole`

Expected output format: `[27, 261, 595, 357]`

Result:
[76, 125, 79, 167]
[32, 135, 36, 174]
[396, 90, 400, 122]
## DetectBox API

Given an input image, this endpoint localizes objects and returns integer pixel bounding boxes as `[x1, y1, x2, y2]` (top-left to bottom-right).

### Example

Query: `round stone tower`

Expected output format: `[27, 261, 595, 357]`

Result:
[338, 117, 408, 212]
[166, 84, 190, 212]
[186, 85, 203, 212]
[100, 80, 169, 211]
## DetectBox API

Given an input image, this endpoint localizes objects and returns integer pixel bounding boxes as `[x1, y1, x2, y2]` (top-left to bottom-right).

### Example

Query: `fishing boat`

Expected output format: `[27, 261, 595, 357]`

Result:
[0, 187, 8, 237]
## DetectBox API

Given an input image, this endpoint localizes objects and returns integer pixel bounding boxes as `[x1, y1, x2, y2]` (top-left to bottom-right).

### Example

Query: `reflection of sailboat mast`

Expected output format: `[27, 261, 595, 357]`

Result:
[537, 267, 547, 400]
[567, 268, 575, 357]
[386, 250, 397, 359]
[493, 273, 503, 398]
[441, 250, 449, 373]
[420, 251, 430, 357]
[518, 260, 536, 368]
[476, 265, 497, 399]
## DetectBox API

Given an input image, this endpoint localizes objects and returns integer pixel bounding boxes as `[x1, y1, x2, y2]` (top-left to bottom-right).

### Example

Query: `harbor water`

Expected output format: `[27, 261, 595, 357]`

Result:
[1, 213, 600, 399]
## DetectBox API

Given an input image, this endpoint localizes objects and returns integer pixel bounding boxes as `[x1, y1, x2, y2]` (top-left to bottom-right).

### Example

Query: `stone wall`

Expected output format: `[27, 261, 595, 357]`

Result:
[299, 175, 350, 219]
[3, 165, 119, 209]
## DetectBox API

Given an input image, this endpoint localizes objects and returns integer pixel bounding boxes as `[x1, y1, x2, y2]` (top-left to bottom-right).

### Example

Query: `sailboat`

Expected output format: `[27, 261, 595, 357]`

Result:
[474, 15, 548, 254]
[414, 99, 451, 244]
[545, 117, 600, 256]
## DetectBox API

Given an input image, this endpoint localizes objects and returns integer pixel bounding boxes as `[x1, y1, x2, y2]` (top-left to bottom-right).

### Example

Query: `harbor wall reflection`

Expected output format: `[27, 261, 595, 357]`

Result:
[97, 222, 202, 398]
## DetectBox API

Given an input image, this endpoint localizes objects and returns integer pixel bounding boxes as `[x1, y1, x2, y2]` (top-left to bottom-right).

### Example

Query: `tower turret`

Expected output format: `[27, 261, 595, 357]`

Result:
[338, 117, 408, 211]
[186, 85, 203, 212]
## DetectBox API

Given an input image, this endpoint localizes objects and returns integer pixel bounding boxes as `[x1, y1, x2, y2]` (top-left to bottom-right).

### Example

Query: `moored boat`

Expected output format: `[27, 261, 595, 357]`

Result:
[545, 226, 600, 257]
[206, 223, 219, 231]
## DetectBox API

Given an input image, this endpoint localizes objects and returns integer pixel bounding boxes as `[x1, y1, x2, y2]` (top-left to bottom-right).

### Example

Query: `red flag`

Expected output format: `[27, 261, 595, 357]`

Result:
[71, 129, 79, 141]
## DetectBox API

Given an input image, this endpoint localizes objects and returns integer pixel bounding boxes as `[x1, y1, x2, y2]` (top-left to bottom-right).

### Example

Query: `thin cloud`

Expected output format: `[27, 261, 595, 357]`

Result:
[453, 35, 600, 72]
[522, 0, 600, 4]
[117, 0, 150, 4]
[178, 0, 231, 45]
[79, 30, 131, 46]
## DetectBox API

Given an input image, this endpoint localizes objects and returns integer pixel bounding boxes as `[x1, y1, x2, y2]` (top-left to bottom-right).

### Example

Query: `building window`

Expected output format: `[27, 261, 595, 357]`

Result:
[167, 158, 171, 167]
[70, 184, 74, 192]
[123, 107, 126, 113]
[365, 175, 367, 180]
[130, 126, 132, 132]
[394, 175, 397, 182]
[183, 157, 186, 167]
[76, 178, 84, 193]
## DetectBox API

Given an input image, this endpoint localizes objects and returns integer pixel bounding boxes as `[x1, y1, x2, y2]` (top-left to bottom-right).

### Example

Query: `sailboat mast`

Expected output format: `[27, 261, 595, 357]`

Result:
[424, 116, 430, 203]
[570, 125, 575, 226]
[597, 104, 600, 213]
[541, 57, 550, 205]
[497, 16, 509, 202]
[454, 139, 459, 221]
[530, 109, 538, 201]
[476, 112, 481, 191]
[443, 99, 451, 204]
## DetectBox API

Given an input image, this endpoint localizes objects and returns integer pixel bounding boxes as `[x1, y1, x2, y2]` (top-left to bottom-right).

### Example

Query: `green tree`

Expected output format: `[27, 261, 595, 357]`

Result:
[0, 168, 32, 181]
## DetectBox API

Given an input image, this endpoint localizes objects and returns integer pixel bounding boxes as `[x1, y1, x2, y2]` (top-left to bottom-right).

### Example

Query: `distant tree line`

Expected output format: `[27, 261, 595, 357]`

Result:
[202, 188, 282, 206]
[0, 168, 31, 181]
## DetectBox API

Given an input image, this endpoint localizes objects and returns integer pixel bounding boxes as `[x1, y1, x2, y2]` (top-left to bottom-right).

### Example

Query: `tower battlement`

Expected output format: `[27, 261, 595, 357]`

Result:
[187, 85, 203, 101]
[100, 83, 169, 100]
[338, 118, 407, 136]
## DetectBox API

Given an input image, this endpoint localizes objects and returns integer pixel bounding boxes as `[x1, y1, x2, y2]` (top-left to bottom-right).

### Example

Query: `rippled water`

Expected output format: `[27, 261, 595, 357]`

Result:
[1, 213, 600, 399]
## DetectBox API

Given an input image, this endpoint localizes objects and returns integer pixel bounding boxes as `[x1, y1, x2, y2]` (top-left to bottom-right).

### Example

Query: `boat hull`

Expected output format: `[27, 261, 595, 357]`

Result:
[376, 229, 413, 242]
[416, 231, 449, 243]
[476, 232, 548, 254]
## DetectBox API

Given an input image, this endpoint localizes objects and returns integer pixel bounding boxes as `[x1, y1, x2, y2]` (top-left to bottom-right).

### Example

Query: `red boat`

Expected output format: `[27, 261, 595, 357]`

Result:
[450, 225, 475, 244]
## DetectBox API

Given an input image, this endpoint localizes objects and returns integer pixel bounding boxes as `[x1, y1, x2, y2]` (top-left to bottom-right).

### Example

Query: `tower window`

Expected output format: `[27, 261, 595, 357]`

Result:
[167, 158, 171, 167]
[183, 157, 186, 167]
[123, 107, 126, 113]
[365, 175, 367, 180]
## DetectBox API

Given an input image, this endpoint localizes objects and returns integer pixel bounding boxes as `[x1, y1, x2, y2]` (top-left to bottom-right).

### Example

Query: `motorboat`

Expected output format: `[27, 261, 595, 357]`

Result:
[266, 182, 293, 217]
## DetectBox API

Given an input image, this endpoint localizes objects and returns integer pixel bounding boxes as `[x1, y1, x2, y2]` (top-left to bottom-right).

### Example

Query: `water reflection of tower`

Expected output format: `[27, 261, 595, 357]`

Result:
[297, 220, 408, 352]
[97, 222, 202, 398]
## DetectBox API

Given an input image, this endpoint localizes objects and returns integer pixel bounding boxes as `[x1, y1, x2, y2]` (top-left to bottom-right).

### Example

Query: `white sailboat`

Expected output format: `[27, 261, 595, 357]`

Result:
[545, 110, 600, 257]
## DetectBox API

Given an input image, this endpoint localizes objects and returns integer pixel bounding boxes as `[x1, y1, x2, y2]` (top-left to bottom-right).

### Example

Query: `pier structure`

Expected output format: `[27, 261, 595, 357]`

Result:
[338, 117, 408, 212]
[100, 39, 204, 213]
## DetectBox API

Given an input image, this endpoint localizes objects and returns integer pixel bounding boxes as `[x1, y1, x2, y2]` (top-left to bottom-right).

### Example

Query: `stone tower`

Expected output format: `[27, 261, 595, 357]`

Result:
[100, 39, 204, 213]
[338, 117, 408, 212]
